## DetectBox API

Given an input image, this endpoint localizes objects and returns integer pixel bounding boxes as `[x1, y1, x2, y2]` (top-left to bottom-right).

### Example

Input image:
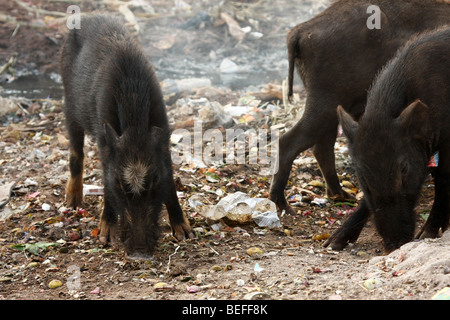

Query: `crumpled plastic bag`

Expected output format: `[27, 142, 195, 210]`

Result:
[189, 191, 281, 228]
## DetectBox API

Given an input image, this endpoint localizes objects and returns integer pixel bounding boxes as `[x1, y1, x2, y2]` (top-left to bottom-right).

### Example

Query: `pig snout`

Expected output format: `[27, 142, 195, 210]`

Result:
[122, 208, 160, 260]
[125, 249, 154, 261]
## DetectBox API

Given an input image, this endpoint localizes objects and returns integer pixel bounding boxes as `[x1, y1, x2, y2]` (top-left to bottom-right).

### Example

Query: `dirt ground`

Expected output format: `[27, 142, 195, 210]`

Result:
[1, 0, 449, 302]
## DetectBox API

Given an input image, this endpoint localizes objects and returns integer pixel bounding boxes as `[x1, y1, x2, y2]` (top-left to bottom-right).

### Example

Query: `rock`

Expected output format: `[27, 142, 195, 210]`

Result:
[68, 231, 81, 241]
[341, 180, 355, 188]
[309, 180, 325, 188]
[186, 285, 199, 293]
[236, 279, 245, 286]
[243, 292, 272, 300]
[154, 282, 174, 292]
[432, 287, 450, 300]
[220, 58, 241, 74]
[312, 233, 330, 241]
[210, 265, 223, 272]
[0, 181, 16, 210]
[363, 278, 386, 291]
[48, 279, 63, 289]
[0, 96, 17, 117]
[247, 247, 263, 257]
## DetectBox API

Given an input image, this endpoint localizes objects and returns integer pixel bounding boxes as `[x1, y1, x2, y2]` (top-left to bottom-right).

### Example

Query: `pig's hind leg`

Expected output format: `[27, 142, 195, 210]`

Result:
[270, 97, 352, 214]
[269, 108, 316, 214]
[312, 116, 352, 201]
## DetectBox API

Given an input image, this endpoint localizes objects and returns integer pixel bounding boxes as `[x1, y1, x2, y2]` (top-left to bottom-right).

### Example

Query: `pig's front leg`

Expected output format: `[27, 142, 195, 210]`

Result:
[324, 197, 371, 250]
[164, 176, 194, 241]
[417, 148, 450, 239]
[98, 183, 120, 245]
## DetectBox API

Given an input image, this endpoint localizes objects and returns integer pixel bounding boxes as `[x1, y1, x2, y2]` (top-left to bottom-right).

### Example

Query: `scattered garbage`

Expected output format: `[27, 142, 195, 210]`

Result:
[311, 198, 328, 207]
[189, 191, 281, 228]
[0, 181, 16, 209]
[10, 242, 59, 255]
[247, 247, 264, 257]
[362, 277, 386, 291]
[254, 263, 265, 272]
[220, 12, 246, 42]
[312, 233, 330, 241]
[236, 279, 245, 286]
[48, 279, 63, 289]
[171, 97, 233, 126]
[154, 282, 175, 292]
[222, 104, 253, 117]
[220, 58, 246, 74]
[432, 287, 450, 300]
[1, 0, 445, 301]
[186, 285, 199, 293]
[177, 11, 211, 30]
[83, 184, 104, 196]
[161, 78, 212, 94]
[428, 152, 439, 167]
[90, 287, 102, 294]
[0, 96, 18, 117]
[252, 210, 282, 229]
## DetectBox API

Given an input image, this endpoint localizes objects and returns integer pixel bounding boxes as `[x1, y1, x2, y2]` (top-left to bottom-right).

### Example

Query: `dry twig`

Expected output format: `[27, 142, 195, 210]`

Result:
[14, 0, 67, 17]
[0, 55, 17, 76]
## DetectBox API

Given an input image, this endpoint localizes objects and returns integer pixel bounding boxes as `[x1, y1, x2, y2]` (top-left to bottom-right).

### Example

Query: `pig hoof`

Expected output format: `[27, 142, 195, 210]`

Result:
[323, 230, 354, 250]
[65, 186, 83, 209]
[99, 219, 120, 245]
[172, 222, 195, 241]
[269, 193, 297, 215]
[65, 175, 83, 208]
[415, 227, 439, 240]
[65, 193, 83, 209]
[278, 203, 298, 215]
[280, 205, 297, 215]
[328, 190, 354, 202]
[323, 238, 346, 251]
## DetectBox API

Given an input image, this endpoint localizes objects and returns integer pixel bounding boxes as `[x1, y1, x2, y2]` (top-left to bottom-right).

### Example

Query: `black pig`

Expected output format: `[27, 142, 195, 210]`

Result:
[60, 15, 193, 259]
[270, 0, 450, 215]
[327, 26, 450, 252]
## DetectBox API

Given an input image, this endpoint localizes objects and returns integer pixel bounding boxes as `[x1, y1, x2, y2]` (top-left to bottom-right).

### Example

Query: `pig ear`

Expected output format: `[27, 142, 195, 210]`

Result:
[397, 100, 430, 137]
[103, 122, 120, 148]
[337, 105, 359, 143]
[150, 126, 164, 141]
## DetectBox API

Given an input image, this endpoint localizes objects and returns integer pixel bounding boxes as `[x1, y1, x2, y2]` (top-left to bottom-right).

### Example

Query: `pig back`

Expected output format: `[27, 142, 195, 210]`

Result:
[287, 0, 450, 103]
[61, 15, 166, 141]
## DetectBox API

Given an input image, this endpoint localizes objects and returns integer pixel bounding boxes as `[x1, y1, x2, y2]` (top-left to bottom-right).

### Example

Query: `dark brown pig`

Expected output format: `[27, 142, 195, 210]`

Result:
[326, 26, 450, 252]
[60, 15, 193, 259]
[270, 0, 450, 215]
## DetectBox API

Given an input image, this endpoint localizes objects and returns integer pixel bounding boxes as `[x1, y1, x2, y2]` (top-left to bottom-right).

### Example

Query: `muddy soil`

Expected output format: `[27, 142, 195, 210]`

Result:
[1, 0, 449, 303]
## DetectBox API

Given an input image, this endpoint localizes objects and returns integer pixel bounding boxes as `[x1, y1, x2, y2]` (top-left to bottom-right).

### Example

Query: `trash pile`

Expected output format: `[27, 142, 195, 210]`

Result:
[142, 0, 330, 92]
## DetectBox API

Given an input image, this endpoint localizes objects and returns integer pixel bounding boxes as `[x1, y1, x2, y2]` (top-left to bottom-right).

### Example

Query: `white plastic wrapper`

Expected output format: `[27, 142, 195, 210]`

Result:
[189, 191, 281, 228]
[252, 210, 282, 229]
[83, 184, 104, 196]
